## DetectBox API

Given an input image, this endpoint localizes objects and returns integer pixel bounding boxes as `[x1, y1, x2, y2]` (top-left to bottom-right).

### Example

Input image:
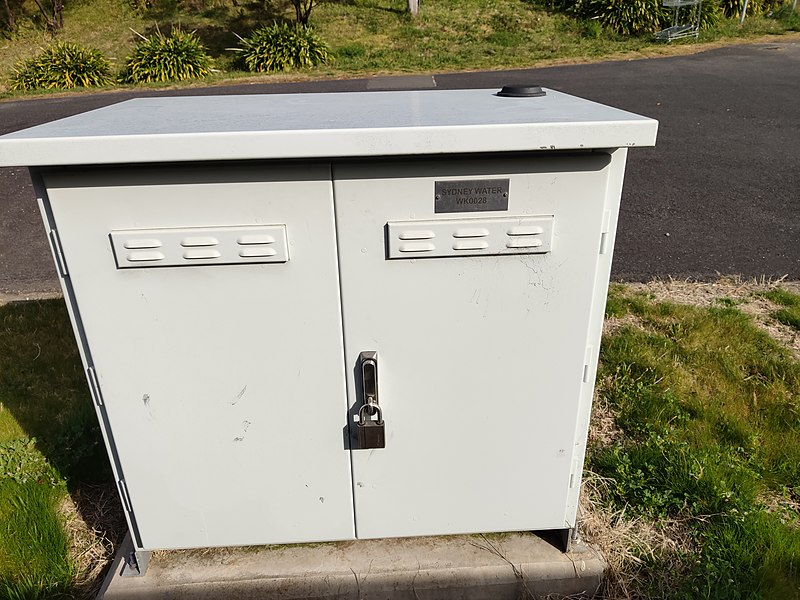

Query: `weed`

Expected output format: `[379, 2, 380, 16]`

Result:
[0, 438, 61, 485]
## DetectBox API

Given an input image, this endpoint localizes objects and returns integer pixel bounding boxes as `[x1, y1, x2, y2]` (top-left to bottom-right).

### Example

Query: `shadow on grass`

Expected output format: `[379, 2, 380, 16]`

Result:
[0, 300, 109, 486]
[138, 0, 294, 58]
[0, 299, 121, 598]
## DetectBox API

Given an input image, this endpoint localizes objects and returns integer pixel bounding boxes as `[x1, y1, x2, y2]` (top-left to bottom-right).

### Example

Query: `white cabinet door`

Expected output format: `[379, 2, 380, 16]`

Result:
[45, 164, 355, 550]
[334, 154, 615, 539]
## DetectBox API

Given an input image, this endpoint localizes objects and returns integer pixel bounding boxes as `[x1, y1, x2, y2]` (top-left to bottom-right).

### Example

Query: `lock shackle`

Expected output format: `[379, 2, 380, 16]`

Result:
[358, 403, 383, 425]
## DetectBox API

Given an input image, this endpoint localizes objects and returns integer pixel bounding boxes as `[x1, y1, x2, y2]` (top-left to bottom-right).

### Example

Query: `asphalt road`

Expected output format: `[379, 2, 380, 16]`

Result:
[1, 40, 798, 294]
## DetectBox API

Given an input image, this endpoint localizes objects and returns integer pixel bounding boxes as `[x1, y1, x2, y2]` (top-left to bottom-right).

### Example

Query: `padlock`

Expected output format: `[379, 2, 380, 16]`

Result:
[357, 404, 385, 449]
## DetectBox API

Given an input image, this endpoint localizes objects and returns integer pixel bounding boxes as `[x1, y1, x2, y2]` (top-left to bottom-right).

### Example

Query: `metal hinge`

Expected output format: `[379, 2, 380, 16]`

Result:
[118, 479, 133, 513]
[48, 229, 69, 277]
[569, 457, 580, 489]
[87, 366, 104, 407]
[599, 210, 612, 255]
[582, 346, 593, 384]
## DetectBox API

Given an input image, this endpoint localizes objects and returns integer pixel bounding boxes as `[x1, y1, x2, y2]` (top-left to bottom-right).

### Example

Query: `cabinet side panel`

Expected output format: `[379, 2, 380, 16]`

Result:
[33, 169, 144, 548]
[564, 148, 628, 527]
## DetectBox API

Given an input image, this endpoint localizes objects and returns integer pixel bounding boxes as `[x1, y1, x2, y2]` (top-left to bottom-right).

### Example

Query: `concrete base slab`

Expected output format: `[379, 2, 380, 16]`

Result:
[98, 532, 605, 600]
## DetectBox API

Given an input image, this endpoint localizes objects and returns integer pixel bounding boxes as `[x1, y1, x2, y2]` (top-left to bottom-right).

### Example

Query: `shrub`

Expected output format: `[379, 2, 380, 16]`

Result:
[718, 0, 783, 17]
[582, 0, 666, 35]
[772, 4, 800, 30]
[10, 42, 113, 91]
[235, 22, 330, 72]
[698, 0, 722, 29]
[120, 29, 212, 83]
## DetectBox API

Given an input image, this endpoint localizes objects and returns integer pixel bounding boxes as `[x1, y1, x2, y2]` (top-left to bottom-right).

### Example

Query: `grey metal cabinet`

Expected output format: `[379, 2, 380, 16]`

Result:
[0, 88, 657, 557]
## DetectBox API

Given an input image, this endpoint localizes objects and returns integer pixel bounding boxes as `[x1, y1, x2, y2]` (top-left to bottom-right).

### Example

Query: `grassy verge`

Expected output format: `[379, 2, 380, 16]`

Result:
[1, 0, 800, 96]
[586, 280, 800, 599]
[0, 281, 798, 596]
[0, 300, 117, 599]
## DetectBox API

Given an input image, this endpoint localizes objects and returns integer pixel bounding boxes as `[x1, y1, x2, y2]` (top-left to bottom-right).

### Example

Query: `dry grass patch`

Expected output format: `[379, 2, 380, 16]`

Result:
[758, 488, 800, 530]
[602, 313, 646, 338]
[61, 483, 126, 598]
[580, 475, 698, 600]
[588, 391, 625, 449]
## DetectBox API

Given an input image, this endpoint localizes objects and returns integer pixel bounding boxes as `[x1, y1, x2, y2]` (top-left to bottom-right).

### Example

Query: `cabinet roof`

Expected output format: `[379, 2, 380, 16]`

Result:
[0, 88, 658, 166]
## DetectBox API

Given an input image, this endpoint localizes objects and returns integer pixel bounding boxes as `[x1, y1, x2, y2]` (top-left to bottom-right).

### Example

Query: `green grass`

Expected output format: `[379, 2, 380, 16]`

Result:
[762, 287, 800, 331]
[594, 285, 800, 598]
[0, 300, 109, 597]
[1, 0, 799, 95]
[0, 481, 74, 599]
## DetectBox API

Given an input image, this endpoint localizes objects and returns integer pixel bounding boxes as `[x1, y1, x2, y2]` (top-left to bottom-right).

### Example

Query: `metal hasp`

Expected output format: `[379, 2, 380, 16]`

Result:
[360, 351, 379, 410]
[655, 0, 702, 41]
[357, 352, 385, 449]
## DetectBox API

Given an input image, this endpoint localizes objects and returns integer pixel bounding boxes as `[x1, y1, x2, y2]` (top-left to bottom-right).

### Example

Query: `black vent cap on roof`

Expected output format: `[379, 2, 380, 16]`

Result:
[496, 85, 546, 98]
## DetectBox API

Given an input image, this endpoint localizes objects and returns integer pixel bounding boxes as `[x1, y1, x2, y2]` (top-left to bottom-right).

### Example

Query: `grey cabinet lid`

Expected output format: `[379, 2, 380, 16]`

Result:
[0, 88, 657, 167]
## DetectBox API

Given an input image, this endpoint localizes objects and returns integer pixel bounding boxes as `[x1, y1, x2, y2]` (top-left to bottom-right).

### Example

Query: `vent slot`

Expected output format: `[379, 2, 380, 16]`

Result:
[387, 216, 554, 259]
[110, 225, 289, 269]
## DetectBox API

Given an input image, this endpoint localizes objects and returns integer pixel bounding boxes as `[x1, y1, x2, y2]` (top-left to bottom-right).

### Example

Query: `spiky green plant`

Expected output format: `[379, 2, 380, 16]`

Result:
[718, 0, 783, 17]
[582, 0, 666, 35]
[697, 0, 723, 29]
[119, 29, 212, 83]
[235, 22, 330, 73]
[10, 42, 113, 91]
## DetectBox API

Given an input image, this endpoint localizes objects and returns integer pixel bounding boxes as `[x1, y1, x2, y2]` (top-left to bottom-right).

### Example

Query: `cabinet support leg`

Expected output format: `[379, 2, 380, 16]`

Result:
[119, 532, 151, 577]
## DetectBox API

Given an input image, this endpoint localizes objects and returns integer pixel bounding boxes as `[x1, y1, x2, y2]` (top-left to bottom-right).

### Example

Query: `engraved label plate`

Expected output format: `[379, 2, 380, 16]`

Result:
[435, 179, 509, 213]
